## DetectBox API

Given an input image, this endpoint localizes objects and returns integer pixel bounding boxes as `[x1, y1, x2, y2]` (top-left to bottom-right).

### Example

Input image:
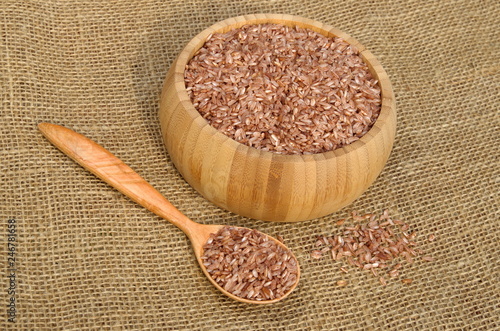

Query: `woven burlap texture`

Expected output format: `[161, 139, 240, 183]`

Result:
[1, 0, 498, 330]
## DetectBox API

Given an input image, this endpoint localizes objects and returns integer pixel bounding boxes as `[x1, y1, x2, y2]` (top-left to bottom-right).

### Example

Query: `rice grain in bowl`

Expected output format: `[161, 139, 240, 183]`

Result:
[159, 14, 396, 222]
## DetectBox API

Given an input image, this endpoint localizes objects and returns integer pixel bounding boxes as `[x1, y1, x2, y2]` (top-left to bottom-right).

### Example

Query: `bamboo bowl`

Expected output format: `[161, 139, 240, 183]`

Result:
[159, 14, 396, 222]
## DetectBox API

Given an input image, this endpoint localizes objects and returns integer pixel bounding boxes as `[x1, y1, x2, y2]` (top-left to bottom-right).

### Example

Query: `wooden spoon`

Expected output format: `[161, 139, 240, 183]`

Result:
[38, 123, 300, 304]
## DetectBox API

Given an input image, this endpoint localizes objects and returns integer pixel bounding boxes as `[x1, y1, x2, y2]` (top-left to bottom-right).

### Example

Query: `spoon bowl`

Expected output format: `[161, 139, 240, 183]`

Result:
[38, 122, 300, 304]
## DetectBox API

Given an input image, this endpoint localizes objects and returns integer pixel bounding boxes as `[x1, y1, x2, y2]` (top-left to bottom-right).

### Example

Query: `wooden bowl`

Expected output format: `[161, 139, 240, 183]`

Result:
[159, 14, 396, 222]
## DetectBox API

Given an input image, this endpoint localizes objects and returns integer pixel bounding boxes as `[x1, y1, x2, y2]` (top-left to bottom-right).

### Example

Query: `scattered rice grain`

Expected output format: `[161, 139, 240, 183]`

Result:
[336, 280, 348, 287]
[311, 210, 434, 286]
[311, 250, 323, 259]
[336, 219, 346, 226]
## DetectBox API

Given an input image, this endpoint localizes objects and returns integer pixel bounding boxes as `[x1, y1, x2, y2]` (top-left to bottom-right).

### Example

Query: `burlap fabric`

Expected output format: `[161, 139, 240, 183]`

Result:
[1, 0, 498, 329]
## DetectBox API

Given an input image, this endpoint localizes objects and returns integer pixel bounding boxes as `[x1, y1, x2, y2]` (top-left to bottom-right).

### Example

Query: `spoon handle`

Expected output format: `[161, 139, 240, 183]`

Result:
[38, 122, 197, 235]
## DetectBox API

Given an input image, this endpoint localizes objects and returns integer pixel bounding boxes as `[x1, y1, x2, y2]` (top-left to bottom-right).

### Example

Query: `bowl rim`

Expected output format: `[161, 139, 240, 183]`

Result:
[172, 13, 395, 162]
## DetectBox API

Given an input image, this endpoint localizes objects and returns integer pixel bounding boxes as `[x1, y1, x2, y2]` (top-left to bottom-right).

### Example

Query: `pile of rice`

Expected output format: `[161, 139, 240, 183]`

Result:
[185, 23, 381, 155]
